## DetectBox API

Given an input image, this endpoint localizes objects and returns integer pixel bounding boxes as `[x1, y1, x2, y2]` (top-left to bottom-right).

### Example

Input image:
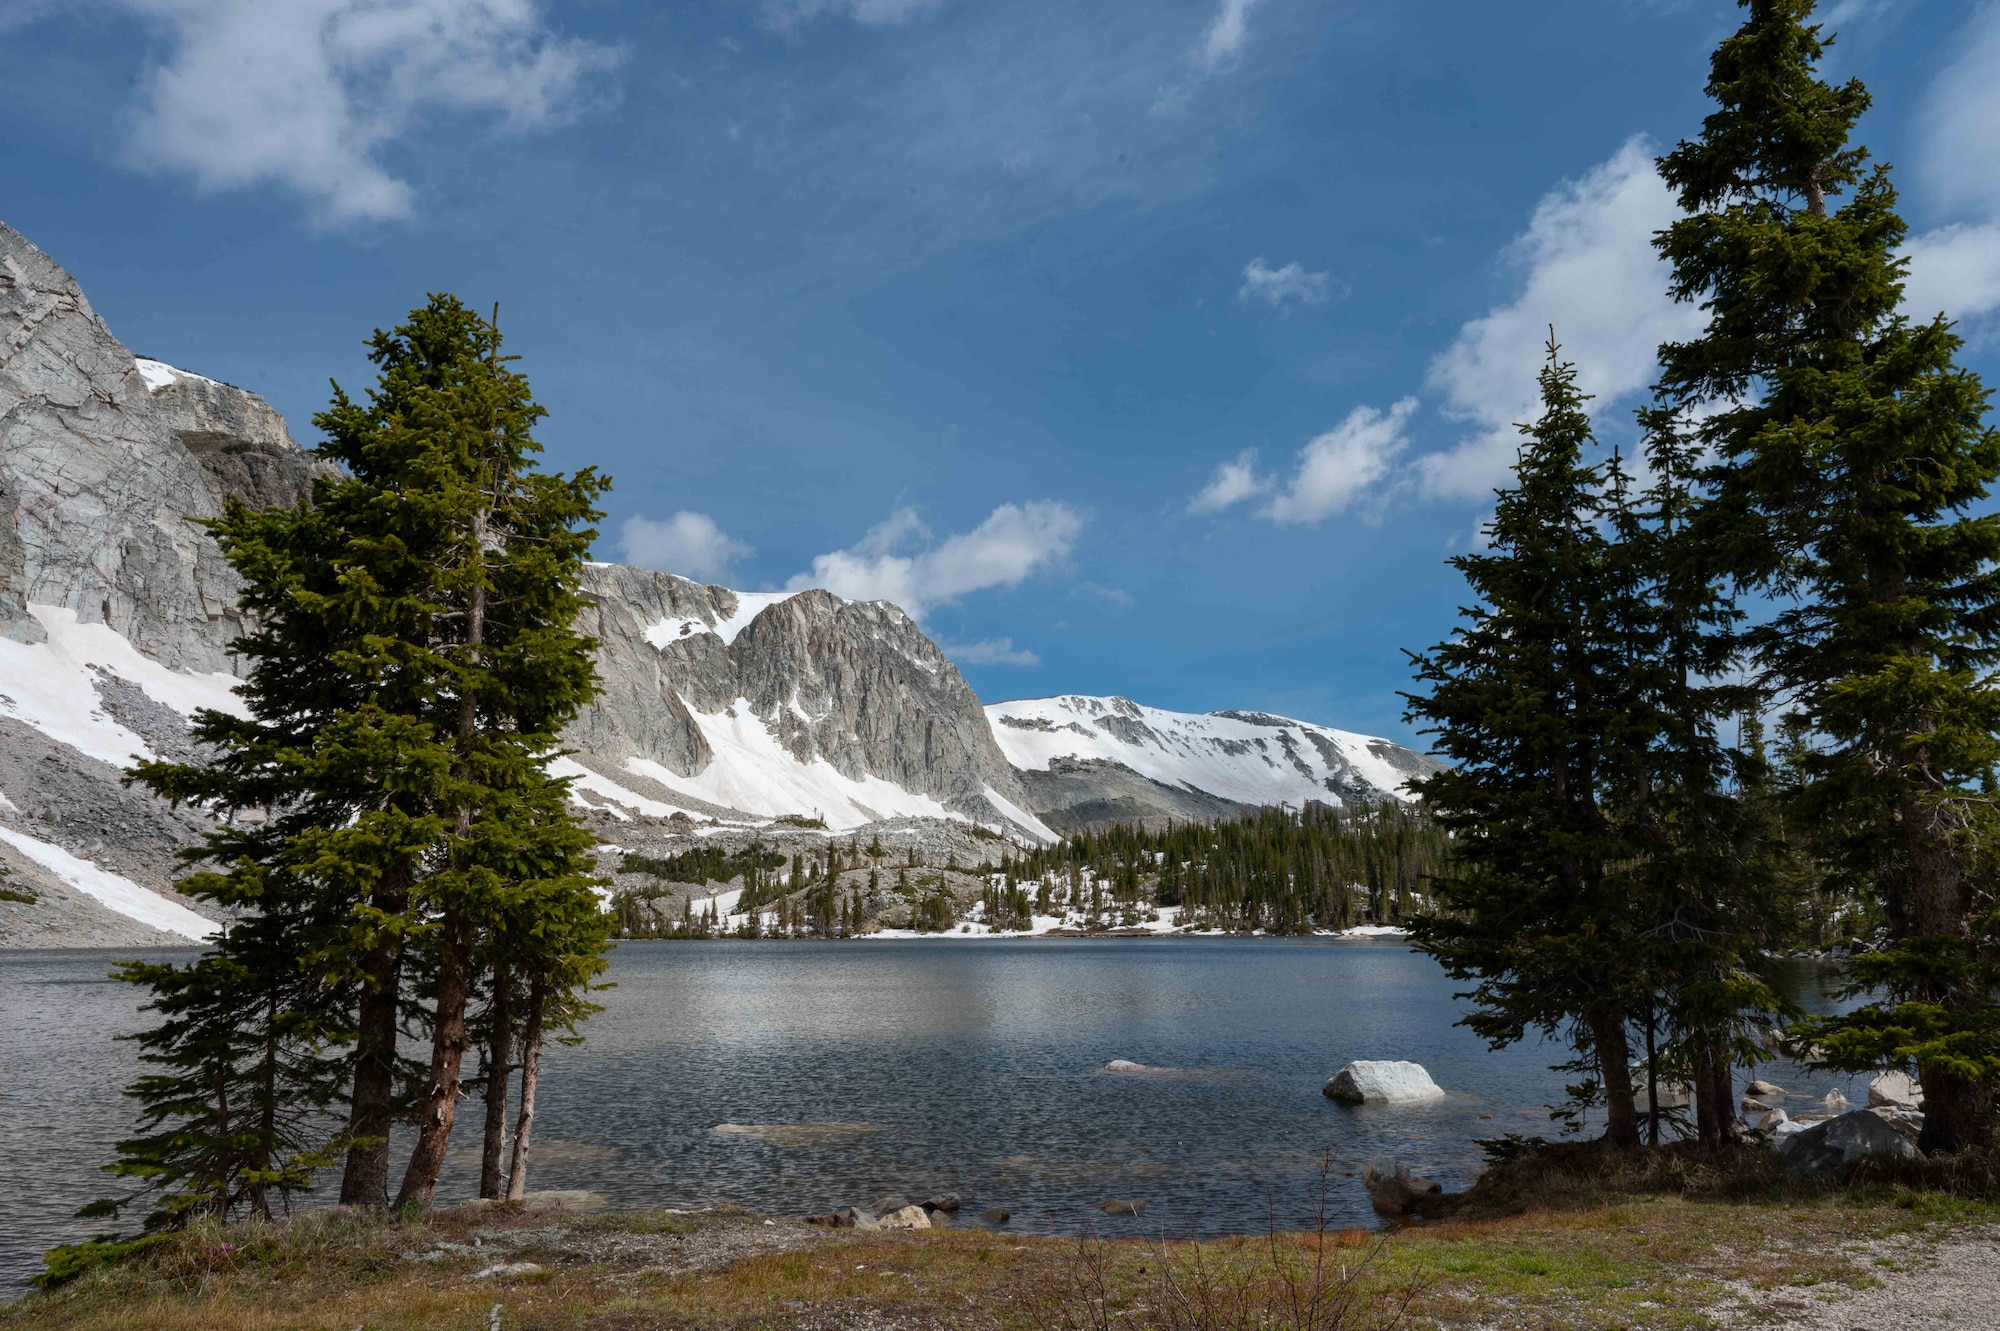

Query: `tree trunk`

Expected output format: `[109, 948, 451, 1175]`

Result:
[479, 968, 513, 1200]
[1692, 1031, 1722, 1150]
[1903, 788, 1992, 1151]
[1706, 1038, 1736, 1144]
[1919, 1065, 1994, 1153]
[505, 976, 546, 1202]
[396, 912, 473, 1208]
[1643, 1006, 1661, 1148]
[1588, 1011, 1641, 1150]
[339, 869, 408, 1207]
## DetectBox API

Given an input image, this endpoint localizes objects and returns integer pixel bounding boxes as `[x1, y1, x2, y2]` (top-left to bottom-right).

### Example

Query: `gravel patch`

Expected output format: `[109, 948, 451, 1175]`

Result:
[1721, 1226, 2000, 1330]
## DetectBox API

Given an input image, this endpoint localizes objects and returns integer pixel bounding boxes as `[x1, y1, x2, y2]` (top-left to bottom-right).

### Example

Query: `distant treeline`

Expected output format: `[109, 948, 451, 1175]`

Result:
[1006, 801, 1452, 933]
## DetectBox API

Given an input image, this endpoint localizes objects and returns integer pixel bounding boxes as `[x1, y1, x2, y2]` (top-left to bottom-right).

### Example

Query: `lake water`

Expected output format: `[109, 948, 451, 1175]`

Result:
[0, 937, 1868, 1291]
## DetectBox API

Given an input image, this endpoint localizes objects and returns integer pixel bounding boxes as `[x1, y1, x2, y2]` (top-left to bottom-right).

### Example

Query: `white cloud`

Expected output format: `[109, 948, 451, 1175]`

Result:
[1196, 0, 1264, 71]
[1903, 223, 2000, 326]
[940, 636, 1040, 667]
[1900, 3, 2000, 325]
[619, 511, 753, 582]
[111, 0, 620, 225]
[761, 0, 943, 28]
[1187, 448, 1269, 514]
[1416, 135, 1697, 502]
[1260, 398, 1417, 526]
[1239, 258, 1338, 310]
[787, 501, 1083, 619]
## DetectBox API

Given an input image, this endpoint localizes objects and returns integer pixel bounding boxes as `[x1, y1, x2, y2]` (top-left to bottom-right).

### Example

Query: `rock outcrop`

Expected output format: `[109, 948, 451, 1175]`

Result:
[566, 565, 1045, 835]
[0, 222, 320, 672]
[1777, 1110, 1921, 1180]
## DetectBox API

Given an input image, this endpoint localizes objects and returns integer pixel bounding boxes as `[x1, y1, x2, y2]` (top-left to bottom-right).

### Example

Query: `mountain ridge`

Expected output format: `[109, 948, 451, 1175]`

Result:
[0, 219, 1436, 947]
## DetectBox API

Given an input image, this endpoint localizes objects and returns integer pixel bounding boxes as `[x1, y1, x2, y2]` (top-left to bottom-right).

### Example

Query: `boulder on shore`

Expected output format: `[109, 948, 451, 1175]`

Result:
[1324, 1060, 1445, 1105]
[1361, 1164, 1444, 1216]
[1776, 1110, 1920, 1180]
[1868, 1071, 1923, 1110]
[878, 1205, 931, 1230]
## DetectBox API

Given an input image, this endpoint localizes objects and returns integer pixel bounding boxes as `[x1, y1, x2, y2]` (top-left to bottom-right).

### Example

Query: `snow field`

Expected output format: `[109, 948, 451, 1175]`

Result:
[986, 694, 1419, 809]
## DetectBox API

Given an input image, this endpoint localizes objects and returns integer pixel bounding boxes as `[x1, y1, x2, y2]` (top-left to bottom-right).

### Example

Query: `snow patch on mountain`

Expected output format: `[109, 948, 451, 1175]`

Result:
[623, 697, 966, 830]
[986, 695, 1429, 810]
[0, 604, 248, 766]
[0, 824, 217, 940]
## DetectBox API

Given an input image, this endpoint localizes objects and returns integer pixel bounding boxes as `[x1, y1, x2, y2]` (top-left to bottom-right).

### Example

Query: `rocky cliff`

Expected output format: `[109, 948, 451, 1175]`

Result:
[559, 564, 1051, 837]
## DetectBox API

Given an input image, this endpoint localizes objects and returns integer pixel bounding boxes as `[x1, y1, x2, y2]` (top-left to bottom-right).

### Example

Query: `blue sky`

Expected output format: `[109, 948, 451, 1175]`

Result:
[3, 0, 1997, 746]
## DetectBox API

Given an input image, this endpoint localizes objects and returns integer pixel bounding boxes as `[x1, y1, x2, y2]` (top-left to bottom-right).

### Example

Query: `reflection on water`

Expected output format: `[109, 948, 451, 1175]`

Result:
[0, 938, 1871, 1291]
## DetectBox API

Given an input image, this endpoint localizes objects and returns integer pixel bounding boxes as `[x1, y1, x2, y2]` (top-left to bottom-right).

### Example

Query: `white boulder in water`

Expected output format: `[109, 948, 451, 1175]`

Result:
[1868, 1071, 1923, 1109]
[1323, 1060, 1445, 1105]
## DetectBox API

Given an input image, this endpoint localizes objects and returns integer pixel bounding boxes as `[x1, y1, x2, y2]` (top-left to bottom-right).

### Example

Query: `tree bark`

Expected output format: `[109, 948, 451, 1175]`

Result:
[1903, 789, 1993, 1151]
[505, 976, 546, 1202]
[339, 868, 408, 1207]
[1692, 1031, 1721, 1150]
[1706, 1037, 1736, 1145]
[395, 911, 473, 1208]
[1588, 1012, 1641, 1150]
[479, 968, 513, 1200]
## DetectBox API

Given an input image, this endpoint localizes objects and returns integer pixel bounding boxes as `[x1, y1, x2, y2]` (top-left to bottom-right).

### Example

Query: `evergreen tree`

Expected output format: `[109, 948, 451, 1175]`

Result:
[1657, 0, 2000, 1150]
[1405, 340, 1651, 1149]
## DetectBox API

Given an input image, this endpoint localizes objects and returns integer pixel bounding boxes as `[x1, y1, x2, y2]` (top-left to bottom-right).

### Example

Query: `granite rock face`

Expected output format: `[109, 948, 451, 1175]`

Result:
[567, 564, 1043, 831]
[0, 222, 325, 670]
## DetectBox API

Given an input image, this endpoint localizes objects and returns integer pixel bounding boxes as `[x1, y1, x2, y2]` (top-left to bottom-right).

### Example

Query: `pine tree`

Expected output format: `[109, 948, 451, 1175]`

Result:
[1405, 339, 1651, 1149]
[1657, 0, 2000, 1150]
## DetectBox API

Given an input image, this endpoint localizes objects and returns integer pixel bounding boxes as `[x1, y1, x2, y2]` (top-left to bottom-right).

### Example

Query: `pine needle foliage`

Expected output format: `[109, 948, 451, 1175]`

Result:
[1656, 0, 2000, 1150]
[1403, 340, 1655, 1148]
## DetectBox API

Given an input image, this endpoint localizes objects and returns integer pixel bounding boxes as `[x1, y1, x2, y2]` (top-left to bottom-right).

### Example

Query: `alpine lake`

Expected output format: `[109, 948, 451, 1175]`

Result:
[0, 935, 1868, 1290]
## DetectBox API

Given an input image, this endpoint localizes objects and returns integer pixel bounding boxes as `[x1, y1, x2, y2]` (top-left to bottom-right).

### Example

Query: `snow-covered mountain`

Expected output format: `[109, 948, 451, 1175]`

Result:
[0, 219, 1435, 946]
[988, 695, 1440, 831]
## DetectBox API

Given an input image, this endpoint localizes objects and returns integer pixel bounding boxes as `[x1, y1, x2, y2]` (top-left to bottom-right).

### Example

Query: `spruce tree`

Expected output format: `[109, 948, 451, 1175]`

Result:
[1405, 339, 1650, 1149]
[1657, 0, 2000, 1150]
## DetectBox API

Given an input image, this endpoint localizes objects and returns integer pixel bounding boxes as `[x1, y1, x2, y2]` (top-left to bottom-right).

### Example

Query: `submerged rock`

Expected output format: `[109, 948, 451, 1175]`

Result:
[1746, 1079, 1786, 1097]
[1105, 1060, 1149, 1073]
[1323, 1060, 1445, 1105]
[923, 1192, 961, 1213]
[872, 1195, 912, 1214]
[1822, 1089, 1851, 1112]
[1361, 1164, 1444, 1216]
[1099, 1198, 1148, 1216]
[1777, 1110, 1920, 1180]
[980, 1206, 1012, 1225]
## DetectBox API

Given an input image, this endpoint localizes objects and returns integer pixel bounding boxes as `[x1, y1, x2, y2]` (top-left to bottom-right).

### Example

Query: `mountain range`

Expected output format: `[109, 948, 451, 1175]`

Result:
[0, 221, 1438, 948]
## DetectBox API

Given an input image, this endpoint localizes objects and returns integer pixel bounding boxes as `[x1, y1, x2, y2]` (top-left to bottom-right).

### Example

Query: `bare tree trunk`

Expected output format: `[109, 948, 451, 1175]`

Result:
[396, 912, 473, 1209]
[1904, 791, 1993, 1151]
[1588, 1012, 1641, 1150]
[479, 968, 513, 1200]
[340, 868, 408, 1207]
[505, 977, 546, 1202]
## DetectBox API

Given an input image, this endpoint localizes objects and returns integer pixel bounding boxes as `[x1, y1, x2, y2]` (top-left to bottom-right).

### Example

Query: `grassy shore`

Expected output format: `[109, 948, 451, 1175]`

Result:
[6, 1153, 1996, 1330]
